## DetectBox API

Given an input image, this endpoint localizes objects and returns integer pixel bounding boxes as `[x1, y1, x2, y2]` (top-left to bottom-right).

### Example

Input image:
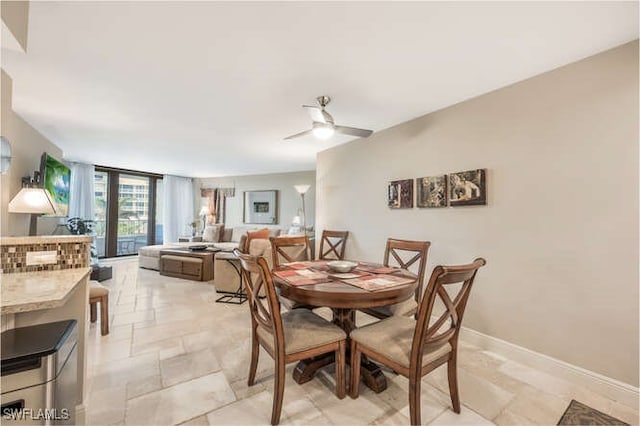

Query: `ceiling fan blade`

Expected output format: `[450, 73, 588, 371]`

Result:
[303, 105, 331, 124]
[283, 129, 313, 140]
[334, 125, 373, 138]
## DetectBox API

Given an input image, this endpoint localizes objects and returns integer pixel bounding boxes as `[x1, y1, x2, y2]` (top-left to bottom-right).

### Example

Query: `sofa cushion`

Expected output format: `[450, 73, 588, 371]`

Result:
[202, 224, 224, 242]
[243, 228, 270, 253]
[221, 228, 233, 242]
[269, 228, 283, 238]
[248, 238, 271, 258]
[231, 226, 254, 243]
[213, 242, 239, 252]
[139, 244, 179, 258]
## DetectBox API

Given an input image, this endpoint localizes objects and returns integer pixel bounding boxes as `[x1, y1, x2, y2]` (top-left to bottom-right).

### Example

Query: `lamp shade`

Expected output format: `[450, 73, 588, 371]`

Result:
[294, 184, 311, 195]
[199, 206, 209, 216]
[8, 188, 56, 214]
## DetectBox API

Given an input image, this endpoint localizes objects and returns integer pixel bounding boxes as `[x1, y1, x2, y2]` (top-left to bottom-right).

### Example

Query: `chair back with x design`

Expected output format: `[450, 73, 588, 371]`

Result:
[319, 230, 349, 260]
[269, 235, 311, 268]
[235, 249, 285, 356]
[412, 258, 486, 363]
[383, 238, 430, 304]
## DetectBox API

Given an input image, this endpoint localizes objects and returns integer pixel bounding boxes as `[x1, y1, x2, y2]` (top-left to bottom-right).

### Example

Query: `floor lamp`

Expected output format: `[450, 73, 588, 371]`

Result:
[293, 184, 311, 232]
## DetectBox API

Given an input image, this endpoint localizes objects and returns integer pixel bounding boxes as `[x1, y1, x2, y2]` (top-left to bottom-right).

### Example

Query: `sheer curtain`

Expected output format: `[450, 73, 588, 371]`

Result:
[163, 175, 194, 243]
[68, 162, 95, 220]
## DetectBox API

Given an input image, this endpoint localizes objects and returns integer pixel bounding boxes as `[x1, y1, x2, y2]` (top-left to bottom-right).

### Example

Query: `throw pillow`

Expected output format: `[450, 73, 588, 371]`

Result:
[202, 224, 223, 242]
[231, 227, 252, 243]
[243, 228, 271, 253]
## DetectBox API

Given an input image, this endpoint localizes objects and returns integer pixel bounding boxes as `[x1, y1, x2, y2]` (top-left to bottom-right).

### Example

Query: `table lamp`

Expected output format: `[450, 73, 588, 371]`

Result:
[9, 187, 56, 235]
[199, 206, 209, 231]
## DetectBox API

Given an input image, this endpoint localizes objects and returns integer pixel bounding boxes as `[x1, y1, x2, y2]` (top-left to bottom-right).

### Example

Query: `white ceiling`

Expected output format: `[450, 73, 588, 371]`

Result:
[2, 2, 637, 177]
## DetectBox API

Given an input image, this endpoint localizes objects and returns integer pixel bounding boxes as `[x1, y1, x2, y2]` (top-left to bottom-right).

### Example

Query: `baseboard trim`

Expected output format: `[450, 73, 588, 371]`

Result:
[75, 403, 86, 425]
[460, 326, 639, 408]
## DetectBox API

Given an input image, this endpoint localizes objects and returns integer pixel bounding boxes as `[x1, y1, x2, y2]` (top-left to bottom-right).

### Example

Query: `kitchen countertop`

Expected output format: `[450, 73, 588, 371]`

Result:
[0, 235, 92, 245]
[1, 267, 91, 314]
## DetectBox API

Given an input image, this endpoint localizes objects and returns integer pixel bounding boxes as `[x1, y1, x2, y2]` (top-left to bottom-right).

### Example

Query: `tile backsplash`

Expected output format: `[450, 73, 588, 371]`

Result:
[1, 241, 90, 273]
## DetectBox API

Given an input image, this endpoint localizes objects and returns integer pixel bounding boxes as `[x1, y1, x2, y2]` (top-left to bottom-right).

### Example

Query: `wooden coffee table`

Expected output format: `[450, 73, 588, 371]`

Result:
[159, 247, 218, 281]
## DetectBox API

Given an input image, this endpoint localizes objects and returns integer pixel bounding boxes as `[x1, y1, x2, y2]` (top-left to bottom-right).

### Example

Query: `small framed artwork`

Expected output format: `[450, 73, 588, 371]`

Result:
[417, 175, 447, 208]
[388, 179, 413, 209]
[243, 190, 279, 224]
[449, 169, 487, 206]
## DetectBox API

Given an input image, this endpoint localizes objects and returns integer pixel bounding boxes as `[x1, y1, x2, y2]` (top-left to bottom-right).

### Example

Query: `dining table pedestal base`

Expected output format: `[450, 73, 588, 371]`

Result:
[291, 308, 388, 393]
[292, 354, 387, 393]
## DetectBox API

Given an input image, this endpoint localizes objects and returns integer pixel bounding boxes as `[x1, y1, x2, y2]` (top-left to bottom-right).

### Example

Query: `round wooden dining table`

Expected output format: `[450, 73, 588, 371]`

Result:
[273, 261, 418, 393]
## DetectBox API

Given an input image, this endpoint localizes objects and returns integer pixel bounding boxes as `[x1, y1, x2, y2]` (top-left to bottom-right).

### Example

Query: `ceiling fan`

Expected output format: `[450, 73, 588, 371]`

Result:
[284, 96, 374, 141]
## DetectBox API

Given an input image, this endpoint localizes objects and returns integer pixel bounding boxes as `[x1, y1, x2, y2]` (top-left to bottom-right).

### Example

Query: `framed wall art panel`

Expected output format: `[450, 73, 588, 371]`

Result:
[387, 179, 414, 209]
[416, 175, 447, 208]
[449, 169, 487, 206]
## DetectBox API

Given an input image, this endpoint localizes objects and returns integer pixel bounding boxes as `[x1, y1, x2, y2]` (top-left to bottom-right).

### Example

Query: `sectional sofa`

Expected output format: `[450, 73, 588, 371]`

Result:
[138, 224, 287, 293]
[138, 225, 245, 270]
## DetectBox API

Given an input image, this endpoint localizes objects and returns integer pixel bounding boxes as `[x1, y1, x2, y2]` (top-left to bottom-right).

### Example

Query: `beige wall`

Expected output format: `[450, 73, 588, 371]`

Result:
[195, 170, 316, 231]
[1, 70, 64, 236]
[1, 1, 29, 51]
[316, 41, 639, 386]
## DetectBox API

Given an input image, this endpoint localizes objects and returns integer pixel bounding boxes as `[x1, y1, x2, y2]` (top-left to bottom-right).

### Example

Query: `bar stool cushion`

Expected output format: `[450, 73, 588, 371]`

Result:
[350, 316, 451, 368]
[257, 309, 346, 355]
[89, 281, 109, 297]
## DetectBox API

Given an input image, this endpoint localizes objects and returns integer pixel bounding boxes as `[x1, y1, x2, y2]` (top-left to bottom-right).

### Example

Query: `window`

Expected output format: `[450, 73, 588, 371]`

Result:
[94, 166, 162, 258]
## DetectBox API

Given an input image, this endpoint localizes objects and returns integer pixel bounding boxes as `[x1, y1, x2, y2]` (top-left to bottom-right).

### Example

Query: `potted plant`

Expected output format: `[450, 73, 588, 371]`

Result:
[66, 217, 98, 263]
[189, 220, 198, 237]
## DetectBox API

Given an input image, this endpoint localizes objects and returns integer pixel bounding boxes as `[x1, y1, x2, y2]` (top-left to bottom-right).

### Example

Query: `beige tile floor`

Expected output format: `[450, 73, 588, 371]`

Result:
[86, 258, 639, 425]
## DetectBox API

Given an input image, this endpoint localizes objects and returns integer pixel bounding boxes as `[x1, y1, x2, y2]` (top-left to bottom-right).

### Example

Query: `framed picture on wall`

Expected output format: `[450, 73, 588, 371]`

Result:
[387, 179, 413, 209]
[416, 175, 447, 208]
[243, 190, 279, 224]
[449, 169, 487, 206]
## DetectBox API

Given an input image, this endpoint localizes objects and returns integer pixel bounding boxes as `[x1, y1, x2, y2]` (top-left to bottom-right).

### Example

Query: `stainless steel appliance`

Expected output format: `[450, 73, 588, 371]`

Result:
[1, 320, 78, 425]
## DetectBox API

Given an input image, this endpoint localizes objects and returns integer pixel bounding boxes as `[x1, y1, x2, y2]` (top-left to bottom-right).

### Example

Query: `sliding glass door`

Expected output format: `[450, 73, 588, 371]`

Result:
[94, 167, 162, 258]
[117, 174, 150, 255]
[94, 171, 108, 257]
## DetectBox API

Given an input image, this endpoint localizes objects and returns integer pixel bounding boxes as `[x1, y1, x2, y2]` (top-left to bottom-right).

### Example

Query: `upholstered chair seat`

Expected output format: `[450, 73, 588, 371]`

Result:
[350, 316, 451, 368]
[257, 309, 346, 355]
[370, 298, 418, 318]
[89, 281, 109, 297]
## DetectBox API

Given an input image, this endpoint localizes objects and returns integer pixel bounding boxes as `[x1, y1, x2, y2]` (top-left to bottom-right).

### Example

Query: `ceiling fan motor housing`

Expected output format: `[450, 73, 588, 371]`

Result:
[317, 96, 331, 108]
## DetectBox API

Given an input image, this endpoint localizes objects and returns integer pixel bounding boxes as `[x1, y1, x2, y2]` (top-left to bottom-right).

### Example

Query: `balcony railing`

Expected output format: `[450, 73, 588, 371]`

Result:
[94, 219, 163, 257]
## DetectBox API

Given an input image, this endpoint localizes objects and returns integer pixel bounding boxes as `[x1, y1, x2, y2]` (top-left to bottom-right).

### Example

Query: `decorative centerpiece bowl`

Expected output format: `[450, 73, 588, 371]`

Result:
[327, 260, 358, 273]
[189, 245, 207, 251]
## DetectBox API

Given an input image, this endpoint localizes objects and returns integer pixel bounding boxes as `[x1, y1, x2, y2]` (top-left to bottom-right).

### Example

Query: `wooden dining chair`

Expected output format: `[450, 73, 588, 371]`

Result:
[269, 235, 312, 268]
[350, 258, 487, 425]
[318, 230, 349, 260]
[269, 235, 314, 309]
[363, 238, 430, 319]
[234, 249, 347, 425]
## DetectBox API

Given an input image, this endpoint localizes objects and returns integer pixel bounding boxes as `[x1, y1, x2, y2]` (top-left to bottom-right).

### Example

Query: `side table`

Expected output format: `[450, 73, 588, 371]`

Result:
[215, 252, 248, 305]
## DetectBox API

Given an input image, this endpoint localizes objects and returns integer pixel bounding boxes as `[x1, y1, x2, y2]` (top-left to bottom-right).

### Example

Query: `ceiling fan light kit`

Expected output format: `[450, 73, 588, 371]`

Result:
[312, 122, 335, 140]
[284, 95, 373, 141]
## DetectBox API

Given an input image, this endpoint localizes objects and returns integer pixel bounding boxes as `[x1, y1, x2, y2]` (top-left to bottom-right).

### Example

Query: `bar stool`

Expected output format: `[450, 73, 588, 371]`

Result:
[89, 280, 109, 335]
